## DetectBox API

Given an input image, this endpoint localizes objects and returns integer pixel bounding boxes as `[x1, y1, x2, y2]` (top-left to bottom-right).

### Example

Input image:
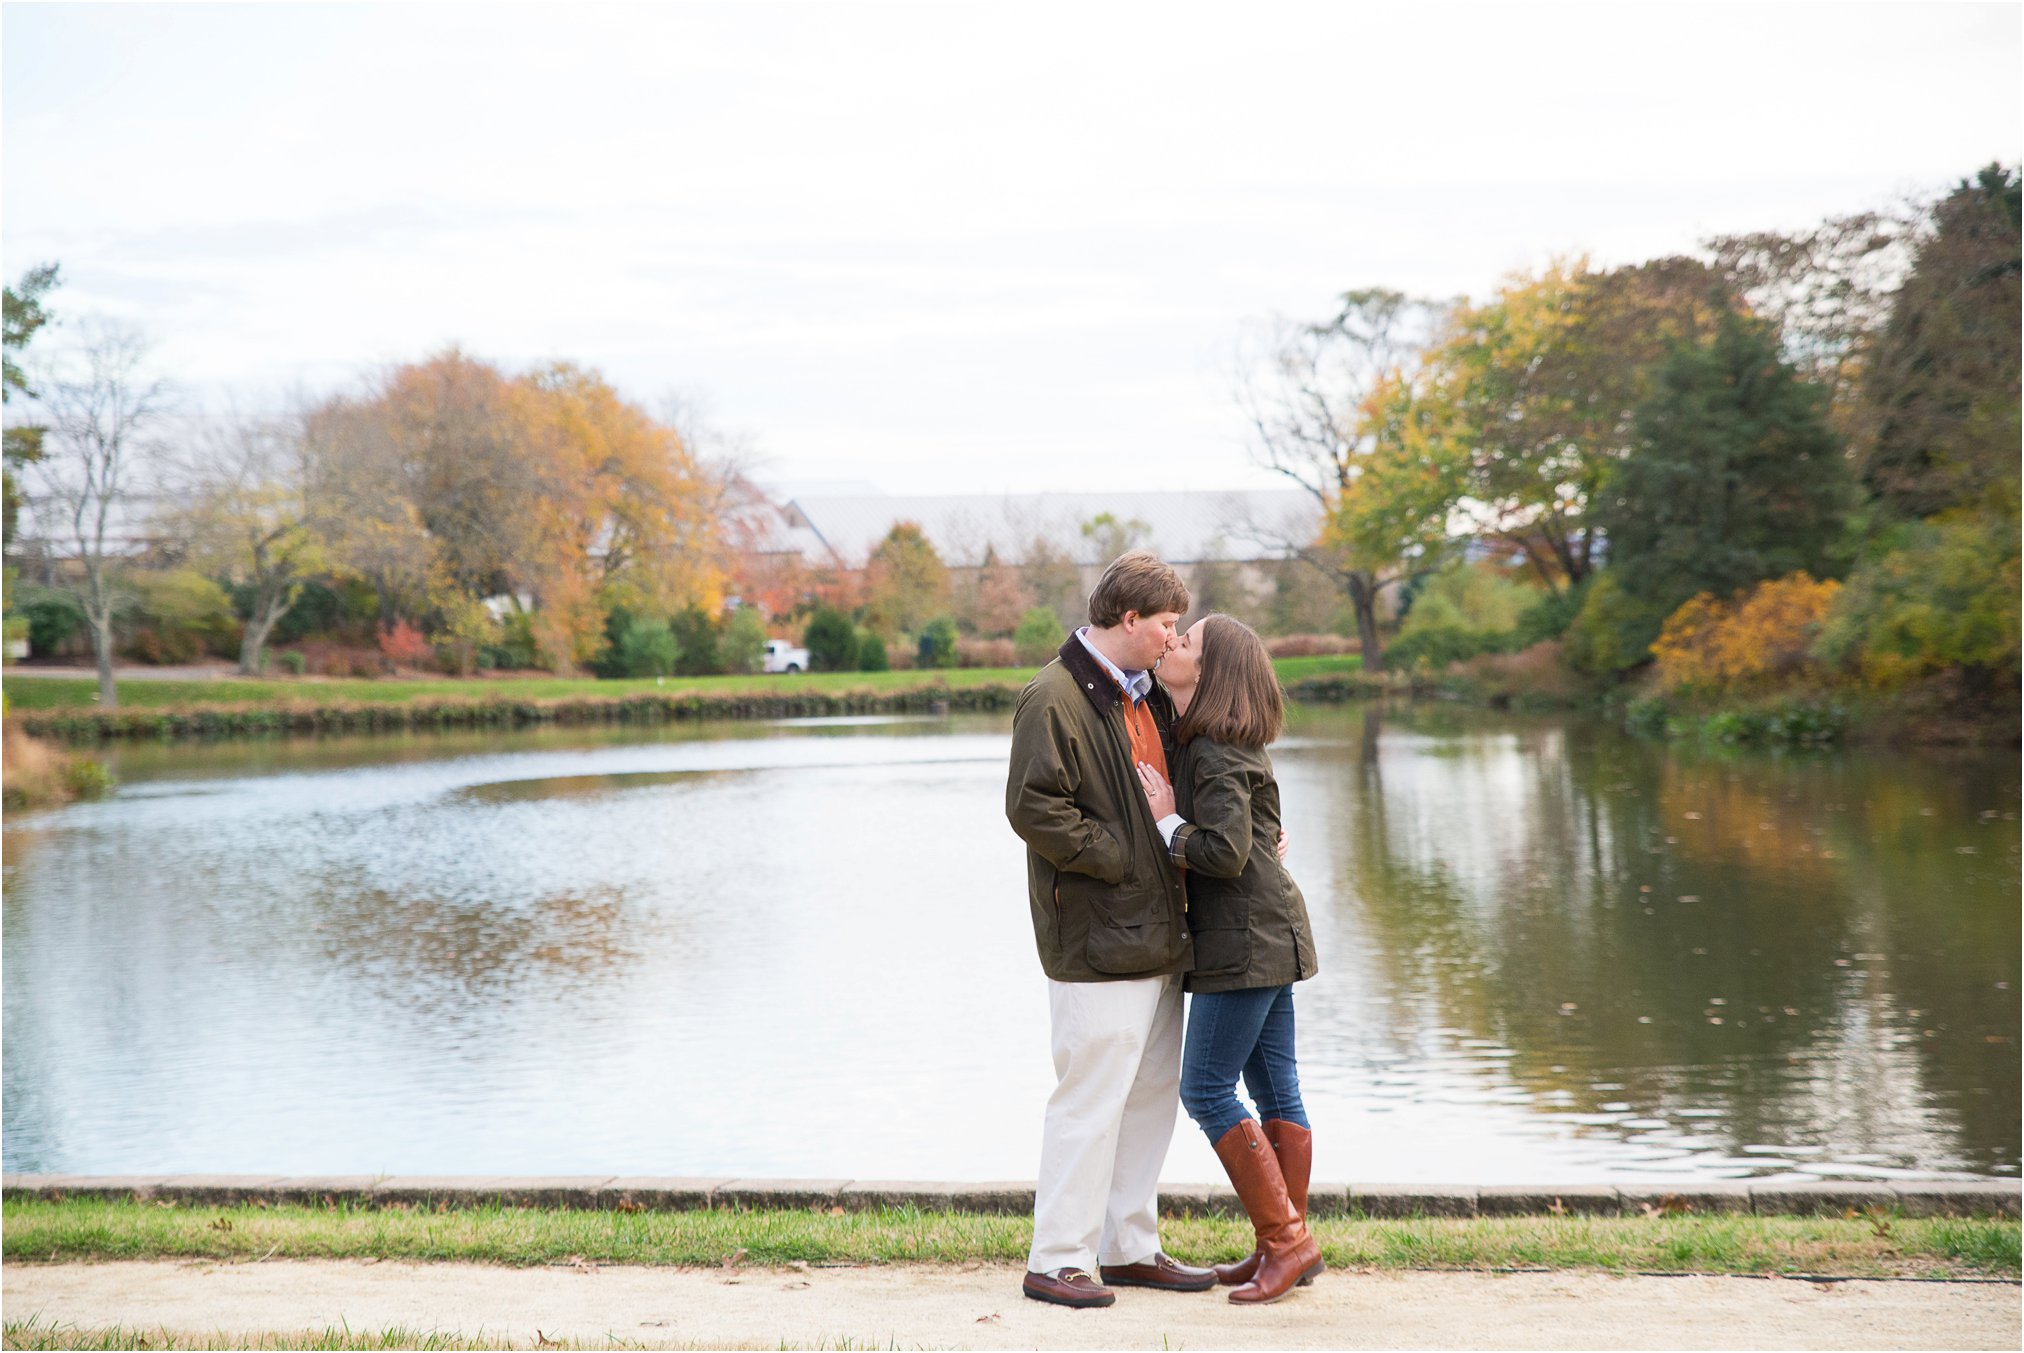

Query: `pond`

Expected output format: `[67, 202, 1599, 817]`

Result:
[3, 705, 2016, 1184]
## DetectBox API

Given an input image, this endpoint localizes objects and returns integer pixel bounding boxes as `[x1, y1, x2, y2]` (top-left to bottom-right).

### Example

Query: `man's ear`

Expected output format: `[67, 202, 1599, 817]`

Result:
[1120, 610, 1140, 629]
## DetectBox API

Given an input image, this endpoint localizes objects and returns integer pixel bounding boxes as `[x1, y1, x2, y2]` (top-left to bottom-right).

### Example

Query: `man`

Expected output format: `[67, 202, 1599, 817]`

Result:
[1004, 550, 1215, 1308]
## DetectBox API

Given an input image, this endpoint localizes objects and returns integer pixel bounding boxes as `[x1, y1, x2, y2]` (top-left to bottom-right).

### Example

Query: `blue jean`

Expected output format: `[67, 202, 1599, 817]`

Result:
[1180, 984, 1308, 1145]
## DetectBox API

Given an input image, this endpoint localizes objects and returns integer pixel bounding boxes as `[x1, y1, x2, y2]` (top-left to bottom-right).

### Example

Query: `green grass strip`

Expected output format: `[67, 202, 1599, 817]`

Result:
[1, 1317, 544, 1352]
[3, 1199, 2015, 1279]
[2, 656, 1367, 713]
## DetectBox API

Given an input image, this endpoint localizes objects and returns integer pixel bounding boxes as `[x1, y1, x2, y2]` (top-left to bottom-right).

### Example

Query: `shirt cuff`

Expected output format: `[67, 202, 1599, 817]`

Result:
[1156, 813, 1185, 845]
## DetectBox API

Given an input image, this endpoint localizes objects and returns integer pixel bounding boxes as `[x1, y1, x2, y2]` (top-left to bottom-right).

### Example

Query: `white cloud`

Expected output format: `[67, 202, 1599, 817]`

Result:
[5, 1, 2018, 492]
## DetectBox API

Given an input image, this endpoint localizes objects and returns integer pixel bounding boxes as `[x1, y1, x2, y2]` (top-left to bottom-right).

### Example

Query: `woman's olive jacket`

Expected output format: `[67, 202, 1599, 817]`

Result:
[1168, 736, 1319, 994]
[1005, 637, 1193, 983]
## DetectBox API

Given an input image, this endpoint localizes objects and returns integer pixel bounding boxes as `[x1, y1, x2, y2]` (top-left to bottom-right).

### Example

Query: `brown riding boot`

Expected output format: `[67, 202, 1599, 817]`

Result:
[1211, 1119, 1324, 1304]
[1211, 1119, 1314, 1287]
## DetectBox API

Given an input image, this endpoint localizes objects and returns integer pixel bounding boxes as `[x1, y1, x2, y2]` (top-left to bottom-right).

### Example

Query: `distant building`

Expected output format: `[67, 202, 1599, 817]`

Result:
[721, 485, 1329, 623]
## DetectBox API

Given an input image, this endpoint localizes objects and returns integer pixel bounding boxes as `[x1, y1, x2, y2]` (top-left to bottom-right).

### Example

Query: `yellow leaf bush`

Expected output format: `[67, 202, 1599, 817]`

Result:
[1651, 573, 1842, 698]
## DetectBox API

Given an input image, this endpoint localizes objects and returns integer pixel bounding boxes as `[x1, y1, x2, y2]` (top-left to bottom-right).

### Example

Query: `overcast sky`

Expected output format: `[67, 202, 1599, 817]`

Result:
[4, 2, 2018, 495]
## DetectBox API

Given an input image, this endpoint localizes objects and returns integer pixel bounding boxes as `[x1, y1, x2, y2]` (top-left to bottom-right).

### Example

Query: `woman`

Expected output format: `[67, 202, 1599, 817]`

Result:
[1138, 613, 1322, 1305]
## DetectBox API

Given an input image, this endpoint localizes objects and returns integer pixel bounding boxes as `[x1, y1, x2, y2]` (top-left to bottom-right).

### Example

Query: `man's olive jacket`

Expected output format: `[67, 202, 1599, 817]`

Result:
[1005, 636, 1193, 983]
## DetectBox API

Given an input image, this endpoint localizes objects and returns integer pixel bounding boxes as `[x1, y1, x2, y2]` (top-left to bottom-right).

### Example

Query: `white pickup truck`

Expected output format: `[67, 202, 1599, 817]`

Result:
[762, 638, 810, 674]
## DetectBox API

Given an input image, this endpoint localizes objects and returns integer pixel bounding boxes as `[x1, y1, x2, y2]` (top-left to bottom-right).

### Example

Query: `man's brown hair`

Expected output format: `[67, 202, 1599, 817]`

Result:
[1087, 550, 1189, 628]
[1173, 614, 1284, 749]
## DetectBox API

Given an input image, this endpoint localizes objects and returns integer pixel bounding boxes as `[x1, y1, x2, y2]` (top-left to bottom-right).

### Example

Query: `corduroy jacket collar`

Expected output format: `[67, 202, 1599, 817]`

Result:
[1056, 633, 1173, 721]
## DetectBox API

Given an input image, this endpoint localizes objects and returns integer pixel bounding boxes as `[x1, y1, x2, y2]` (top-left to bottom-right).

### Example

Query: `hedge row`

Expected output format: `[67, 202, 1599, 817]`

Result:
[13, 684, 1030, 742]
[14, 673, 1427, 743]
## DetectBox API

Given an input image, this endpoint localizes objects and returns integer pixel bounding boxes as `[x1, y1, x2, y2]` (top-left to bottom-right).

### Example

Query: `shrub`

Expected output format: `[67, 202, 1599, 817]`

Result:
[1446, 640, 1585, 706]
[126, 569, 239, 663]
[803, 606, 858, 672]
[481, 611, 541, 671]
[1264, 633, 1359, 659]
[1564, 571, 1671, 675]
[1398, 562, 1537, 634]
[276, 650, 307, 676]
[1650, 573, 1842, 699]
[719, 606, 768, 675]
[858, 632, 890, 671]
[1814, 509, 2021, 689]
[1511, 581, 1588, 648]
[1385, 624, 1506, 672]
[616, 618, 680, 678]
[669, 605, 722, 677]
[15, 586, 86, 657]
[376, 619, 435, 669]
[917, 616, 959, 669]
[956, 636, 1016, 668]
[1013, 606, 1066, 665]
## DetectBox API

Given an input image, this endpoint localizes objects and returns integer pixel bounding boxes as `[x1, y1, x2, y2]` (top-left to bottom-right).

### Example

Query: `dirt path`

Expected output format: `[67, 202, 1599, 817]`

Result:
[4, 1260, 2017, 1350]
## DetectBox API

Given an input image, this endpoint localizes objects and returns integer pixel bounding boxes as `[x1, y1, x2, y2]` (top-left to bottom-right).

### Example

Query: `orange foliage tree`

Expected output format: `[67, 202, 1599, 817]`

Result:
[312, 350, 726, 673]
[1650, 572, 1842, 698]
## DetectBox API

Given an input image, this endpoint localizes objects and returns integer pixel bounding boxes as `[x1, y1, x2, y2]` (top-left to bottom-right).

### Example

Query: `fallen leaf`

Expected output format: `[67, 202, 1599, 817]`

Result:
[722, 1248, 748, 1270]
[535, 1332, 561, 1349]
[788, 1261, 810, 1272]
[208, 1217, 233, 1233]
[783, 1280, 812, 1290]
[828, 1206, 845, 1216]
[1547, 1197, 1567, 1216]
[977, 1313, 1003, 1324]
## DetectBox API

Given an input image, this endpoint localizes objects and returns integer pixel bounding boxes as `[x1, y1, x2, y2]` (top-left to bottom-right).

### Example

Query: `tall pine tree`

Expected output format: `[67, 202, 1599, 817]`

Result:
[1592, 297, 1854, 661]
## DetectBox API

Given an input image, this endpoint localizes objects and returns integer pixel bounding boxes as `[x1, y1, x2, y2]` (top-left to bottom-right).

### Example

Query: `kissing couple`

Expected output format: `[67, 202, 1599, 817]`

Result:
[1005, 550, 1323, 1309]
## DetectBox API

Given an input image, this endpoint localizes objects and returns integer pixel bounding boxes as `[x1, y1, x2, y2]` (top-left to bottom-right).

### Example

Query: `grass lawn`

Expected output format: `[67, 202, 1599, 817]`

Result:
[2, 656, 1367, 713]
[1, 1198, 2014, 1279]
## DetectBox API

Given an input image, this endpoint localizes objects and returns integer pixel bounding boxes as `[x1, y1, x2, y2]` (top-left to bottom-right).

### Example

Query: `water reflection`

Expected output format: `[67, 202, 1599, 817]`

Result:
[1284, 705, 2019, 1180]
[3, 707, 2015, 1182]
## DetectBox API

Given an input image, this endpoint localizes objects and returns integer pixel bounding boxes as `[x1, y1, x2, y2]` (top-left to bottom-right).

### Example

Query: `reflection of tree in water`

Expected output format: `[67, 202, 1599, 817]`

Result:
[1317, 707, 2018, 1174]
[303, 881, 663, 1016]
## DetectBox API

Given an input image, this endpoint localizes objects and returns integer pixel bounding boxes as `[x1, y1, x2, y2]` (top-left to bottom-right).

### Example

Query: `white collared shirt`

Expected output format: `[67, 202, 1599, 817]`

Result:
[1073, 626, 1152, 704]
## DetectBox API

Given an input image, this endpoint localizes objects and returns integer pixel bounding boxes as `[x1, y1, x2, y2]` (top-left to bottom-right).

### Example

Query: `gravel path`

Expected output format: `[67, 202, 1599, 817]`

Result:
[5, 1260, 2017, 1350]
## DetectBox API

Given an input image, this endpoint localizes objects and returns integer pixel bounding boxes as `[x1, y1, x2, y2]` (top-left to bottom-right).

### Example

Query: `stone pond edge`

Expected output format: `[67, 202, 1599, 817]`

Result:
[2, 1174, 2016, 1219]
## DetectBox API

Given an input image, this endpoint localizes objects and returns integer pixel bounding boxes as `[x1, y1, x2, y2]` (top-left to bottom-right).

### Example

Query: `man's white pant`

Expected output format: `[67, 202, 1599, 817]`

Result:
[1027, 972, 1184, 1275]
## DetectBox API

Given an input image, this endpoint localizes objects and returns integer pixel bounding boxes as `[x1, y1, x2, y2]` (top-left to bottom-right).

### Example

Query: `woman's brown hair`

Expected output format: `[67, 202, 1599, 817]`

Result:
[1173, 614, 1284, 748]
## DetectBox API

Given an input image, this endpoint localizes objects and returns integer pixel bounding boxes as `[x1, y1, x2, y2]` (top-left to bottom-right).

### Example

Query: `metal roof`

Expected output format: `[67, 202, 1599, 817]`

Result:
[777, 490, 1321, 567]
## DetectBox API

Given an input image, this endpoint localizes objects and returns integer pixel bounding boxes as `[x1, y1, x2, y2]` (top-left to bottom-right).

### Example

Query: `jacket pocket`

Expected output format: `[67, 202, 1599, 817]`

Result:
[1070, 876, 1174, 975]
[1188, 894, 1251, 980]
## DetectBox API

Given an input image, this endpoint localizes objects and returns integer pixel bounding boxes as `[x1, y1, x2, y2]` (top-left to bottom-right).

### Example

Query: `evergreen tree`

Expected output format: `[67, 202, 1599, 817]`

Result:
[1856, 164, 2021, 522]
[1591, 300, 1854, 664]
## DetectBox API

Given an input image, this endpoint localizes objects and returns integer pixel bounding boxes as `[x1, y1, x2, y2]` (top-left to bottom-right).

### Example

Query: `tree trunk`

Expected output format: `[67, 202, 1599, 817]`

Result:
[240, 607, 281, 676]
[1349, 573, 1384, 674]
[93, 615, 118, 709]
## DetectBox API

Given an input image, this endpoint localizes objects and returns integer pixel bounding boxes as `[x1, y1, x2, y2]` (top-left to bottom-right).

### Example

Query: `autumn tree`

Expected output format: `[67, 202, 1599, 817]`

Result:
[1819, 164, 2022, 697]
[952, 545, 1030, 637]
[17, 320, 173, 707]
[1851, 164, 2021, 523]
[1706, 203, 1919, 436]
[1235, 288, 1454, 670]
[171, 406, 335, 674]
[861, 521, 948, 638]
[3, 263, 59, 547]
[307, 351, 727, 673]
[1019, 536, 1084, 629]
[1391, 259, 1725, 594]
[1079, 512, 1152, 562]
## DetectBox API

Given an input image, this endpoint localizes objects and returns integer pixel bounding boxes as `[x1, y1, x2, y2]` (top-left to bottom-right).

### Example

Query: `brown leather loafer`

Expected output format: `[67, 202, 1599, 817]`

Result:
[1022, 1267, 1116, 1308]
[1098, 1252, 1218, 1292]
